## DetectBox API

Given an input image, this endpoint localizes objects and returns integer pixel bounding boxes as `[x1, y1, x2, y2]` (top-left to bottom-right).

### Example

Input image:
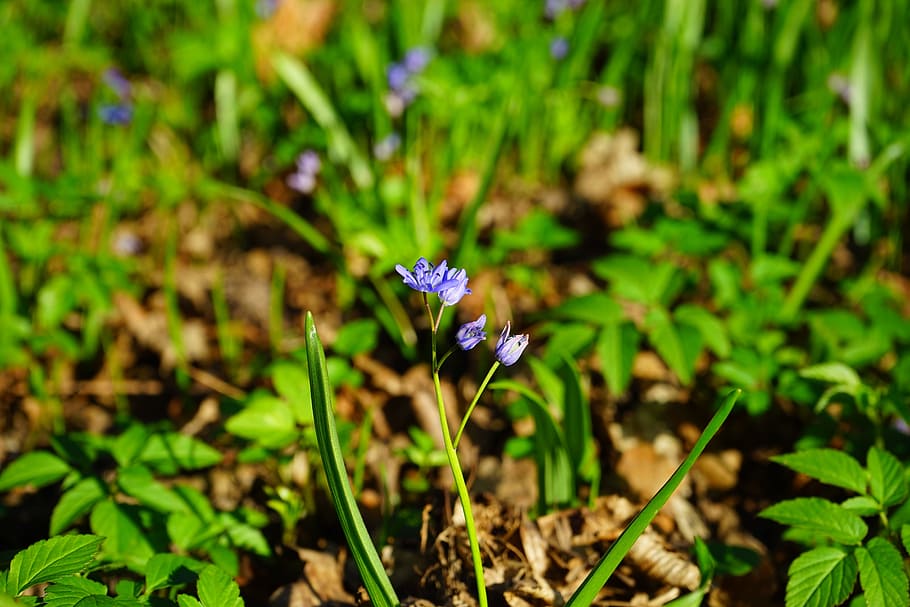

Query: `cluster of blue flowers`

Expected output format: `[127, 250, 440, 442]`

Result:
[385, 47, 431, 118]
[98, 68, 133, 126]
[395, 257, 529, 366]
[287, 150, 321, 194]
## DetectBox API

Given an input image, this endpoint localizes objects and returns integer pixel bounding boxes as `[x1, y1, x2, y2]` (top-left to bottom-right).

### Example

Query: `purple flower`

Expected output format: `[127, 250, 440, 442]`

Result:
[456, 315, 487, 351]
[98, 104, 133, 125]
[373, 132, 401, 161]
[438, 268, 471, 306]
[395, 258, 461, 294]
[387, 63, 410, 92]
[550, 37, 569, 60]
[494, 322, 529, 366]
[103, 68, 131, 99]
[403, 47, 431, 74]
[287, 150, 321, 194]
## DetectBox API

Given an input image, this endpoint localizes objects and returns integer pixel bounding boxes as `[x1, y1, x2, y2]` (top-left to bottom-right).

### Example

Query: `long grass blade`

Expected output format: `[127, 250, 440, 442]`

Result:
[305, 312, 399, 607]
[566, 389, 741, 607]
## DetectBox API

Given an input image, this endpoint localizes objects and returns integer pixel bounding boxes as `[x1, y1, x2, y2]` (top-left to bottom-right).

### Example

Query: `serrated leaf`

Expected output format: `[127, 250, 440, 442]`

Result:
[785, 546, 857, 607]
[0, 451, 72, 491]
[8, 535, 103, 595]
[177, 596, 202, 607]
[225, 393, 297, 449]
[143, 554, 204, 594]
[196, 566, 243, 607]
[43, 576, 108, 607]
[137, 433, 221, 474]
[90, 501, 156, 572]
[856, 537, 909, 607]
[867, 447, 907, 507]
[771, 449, 867, 494]
[903, 525, 910, 556]
[50, 477, 107, 535]
[760, 498, 867, 545]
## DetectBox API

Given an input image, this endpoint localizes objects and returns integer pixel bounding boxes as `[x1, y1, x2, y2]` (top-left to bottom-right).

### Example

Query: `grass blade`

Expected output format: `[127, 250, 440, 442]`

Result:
[305, 312, 399, 607]
[566, 389, 741, 607]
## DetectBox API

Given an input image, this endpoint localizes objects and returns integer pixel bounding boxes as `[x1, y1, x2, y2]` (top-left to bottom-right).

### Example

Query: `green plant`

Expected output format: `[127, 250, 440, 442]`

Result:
[0, 534, 245, 607]
[761, 445, 910, 607]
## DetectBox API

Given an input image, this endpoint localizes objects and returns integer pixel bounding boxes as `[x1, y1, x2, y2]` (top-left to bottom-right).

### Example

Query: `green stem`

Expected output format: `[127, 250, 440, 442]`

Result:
[432, 369, 488, 607]
[454, 362, 500, 449]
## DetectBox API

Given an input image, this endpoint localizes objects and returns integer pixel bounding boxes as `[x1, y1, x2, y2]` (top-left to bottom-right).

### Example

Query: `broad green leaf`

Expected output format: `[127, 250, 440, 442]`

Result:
[704, 541, 761, 577]
[331, 319, 379, 357]
[137, 433, 221, 474]
[771, 449, 867, 494]
[566, 390, 740, 607]
[196, 566, 243, 607]
[110, 425, 150, 468]
[177, 596, 203, 607]
[221, 515, 270, 557]
[50, 477, 107, 535]
[867, 446, 907, 507]
[225, 393, 297, 449]
[0, 451, 72, 491]
[305, 313, 399, 607]
[674, 304, 731, 359]
[71, 597, 143, 606]
[596, 321, 639, 396]
[549, 293, 624, 326]
[271, 360, 313, 425]
[8, 535, 103, 595]
[856, 537, 909, 607]
[43, 576, 108, 607]
[117, 466, 187, 514]
[785, 546, 857, 607]
[645, 308, 697, 385]
[841, 496, 880, 517]
[144, 554, 204, 593]
[799, 363, 862, 387]
[90, 501, 156, 571]
[760, 498, 867, 545]
[902, 525, 910, 556]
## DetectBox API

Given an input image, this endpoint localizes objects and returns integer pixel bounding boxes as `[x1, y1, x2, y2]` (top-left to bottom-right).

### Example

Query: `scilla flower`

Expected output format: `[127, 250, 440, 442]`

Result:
[438, 268, 471, 306]
[395, 257, 460, 294]
[287, 150, 321, 194]
[456, 315, 486, 351]
[495, 322, 529, 366]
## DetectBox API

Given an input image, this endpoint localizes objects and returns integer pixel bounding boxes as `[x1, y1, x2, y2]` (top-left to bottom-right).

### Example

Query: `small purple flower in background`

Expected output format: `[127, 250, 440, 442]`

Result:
[396, 258, 461, 294]
[387, 63, 410, 92]
[495, 322, 529, 366]
[373, 132, 401, 161]
[550, 37, 569, 60]
[287, 150, 321, 194]
[438, 268, 471, 306]
[385, 47, 432, 117]
[456, 315, 487, 351]
[403, 47, 431, 74]
[99, 67, 133, 126]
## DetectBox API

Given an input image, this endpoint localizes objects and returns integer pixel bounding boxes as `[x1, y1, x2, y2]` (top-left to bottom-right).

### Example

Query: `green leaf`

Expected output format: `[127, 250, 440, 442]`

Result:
[196, 566, 243, 607]
[137, 433, 221, 474]
[841, 496, 880, 517]
[771, 449, 867, 494]
[558, 356, 595, 481]
[566, 390, 740, 607]
[867, 446, 907, 507]
[50, 477, 107, 535]
[117, 466, 187, 514]
[43, 576, 108, 607]
[0, 451, 72, 491]
[785, 546, 857, 607]
[144, 554, 204, 593]
[674, 304, 731, 359]
[799, 363, 862, 387]
[7, 535, 103, 595]
[596, 321, 639, 396]
[177, 596, 202, 607]
[305, 313, 399, 607]
[903, 525, 910, 556]
[110, 425, 150, 468]
[90, 501, 156, 572]
[645, 308, 697, 385]
[549, 293, 624, 326]
[856, 537, 909, 607]
[704, 541, 761, 577]
[331, 319, 379, 357]
[225, 393, 297, 449]
[760, 498, 868, 545]
[270, 360, 313, 425]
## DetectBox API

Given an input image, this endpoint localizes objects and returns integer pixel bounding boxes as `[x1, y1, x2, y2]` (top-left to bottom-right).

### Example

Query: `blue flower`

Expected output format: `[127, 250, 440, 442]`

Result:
[387, 63, 410, 92]
[438, 268, 471, 306]
[287, 150, 321, 194]
[494, 322, 529, 366]
[550, 37, 569, 60]
[403, 47, 431, 74]
[98, 104, 133, 125]
[395, 258, 461, 293]
[456, 315, 487, 351]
